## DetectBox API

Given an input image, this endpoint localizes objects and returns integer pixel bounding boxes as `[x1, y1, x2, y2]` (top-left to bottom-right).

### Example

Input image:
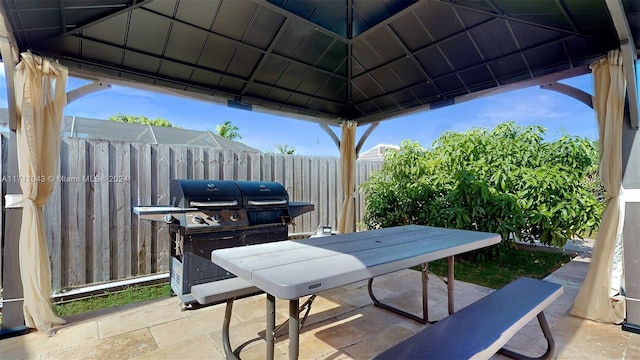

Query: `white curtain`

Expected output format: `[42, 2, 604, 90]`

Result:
[571, 50, 626, 323]
[338, 121, 357, 234]
[15, 53, 68, 333]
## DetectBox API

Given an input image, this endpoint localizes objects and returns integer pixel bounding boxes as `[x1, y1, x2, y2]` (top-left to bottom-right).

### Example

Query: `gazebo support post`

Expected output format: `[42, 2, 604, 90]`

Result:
[622, 110, 640, 334]
[0, 132, 28, 339]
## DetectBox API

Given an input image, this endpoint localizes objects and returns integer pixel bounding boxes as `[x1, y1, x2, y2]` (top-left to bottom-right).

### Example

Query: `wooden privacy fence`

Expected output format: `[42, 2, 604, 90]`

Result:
[0, 136, 382, 291]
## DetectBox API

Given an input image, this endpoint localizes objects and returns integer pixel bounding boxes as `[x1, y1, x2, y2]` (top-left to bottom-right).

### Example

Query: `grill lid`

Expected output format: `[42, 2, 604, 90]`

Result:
[234, 181, 289, 209]
[170, 179, 242, 209]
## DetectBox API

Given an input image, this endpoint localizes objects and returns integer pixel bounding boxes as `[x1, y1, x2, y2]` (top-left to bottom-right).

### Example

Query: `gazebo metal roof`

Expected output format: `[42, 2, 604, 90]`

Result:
[0, 0, 637, 126]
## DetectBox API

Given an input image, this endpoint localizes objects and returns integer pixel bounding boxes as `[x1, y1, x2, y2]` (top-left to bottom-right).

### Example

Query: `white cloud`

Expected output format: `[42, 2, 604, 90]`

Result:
[479, 92, 569, 121]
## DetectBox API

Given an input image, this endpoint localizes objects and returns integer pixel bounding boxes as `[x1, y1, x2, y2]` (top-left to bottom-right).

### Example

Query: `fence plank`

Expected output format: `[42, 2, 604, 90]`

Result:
[90, 140, 111, 282]
[154, 145, 171, 272]
[65, 139, 88, 286]
[300, 157, 312, 232]
[317, 157, 329, 229]
[237, 151, 248, 180]
[192, 147, 205, 179]
[222, 150, 236, 180]
[173, 146, 188, 179]
[263, 153, 273, 181]
[135, 143, 152, 275]
[208, 149, 222, 180]
[111, 142, 132, 279]
[249, 153, 262, 181]
[45, 142, 63, 289]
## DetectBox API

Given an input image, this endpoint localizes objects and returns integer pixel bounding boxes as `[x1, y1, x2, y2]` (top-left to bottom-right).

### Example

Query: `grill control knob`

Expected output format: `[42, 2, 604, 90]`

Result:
[211, 213, 222, 223]
[163, 214, 175, 224]
[229, 212, 240, 222]
[192, 215, 204, 224]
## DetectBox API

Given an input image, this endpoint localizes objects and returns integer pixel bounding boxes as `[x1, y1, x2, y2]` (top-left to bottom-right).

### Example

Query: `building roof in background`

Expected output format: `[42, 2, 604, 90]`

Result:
[0, 108, 261, 153]
[359, 143, 399, 162]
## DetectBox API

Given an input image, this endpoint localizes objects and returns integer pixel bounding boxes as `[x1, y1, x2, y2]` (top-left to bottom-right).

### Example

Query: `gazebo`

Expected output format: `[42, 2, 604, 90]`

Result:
[0, 0, 638, 338]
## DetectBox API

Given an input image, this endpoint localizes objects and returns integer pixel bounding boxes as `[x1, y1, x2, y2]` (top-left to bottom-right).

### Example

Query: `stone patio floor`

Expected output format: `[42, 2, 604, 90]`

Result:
[2, 239, 639, 359]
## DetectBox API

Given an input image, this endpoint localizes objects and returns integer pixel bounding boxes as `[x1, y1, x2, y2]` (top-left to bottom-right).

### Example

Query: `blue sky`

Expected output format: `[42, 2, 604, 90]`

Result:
[0, 66, 597, 157]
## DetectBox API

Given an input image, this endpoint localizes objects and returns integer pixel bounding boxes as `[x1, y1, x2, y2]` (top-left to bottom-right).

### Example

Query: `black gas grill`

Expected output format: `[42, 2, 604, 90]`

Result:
[134, 179, 314, 306]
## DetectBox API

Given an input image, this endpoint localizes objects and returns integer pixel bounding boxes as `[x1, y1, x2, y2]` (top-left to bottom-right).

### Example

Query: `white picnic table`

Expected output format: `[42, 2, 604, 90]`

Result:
[211, 224, 501, 360]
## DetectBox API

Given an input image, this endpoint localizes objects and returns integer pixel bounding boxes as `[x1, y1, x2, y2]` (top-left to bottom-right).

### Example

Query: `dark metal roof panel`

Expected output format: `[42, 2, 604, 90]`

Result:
[228, 47, 262, 78]
[212, 0, 260, 40]
[82, 39, 122, 65]
[244, 7, 286, 48]
[438, 35, 484, 70]
[143, 0, 178, 17]
[122, 51, 159, 74]
[467, 21, 519, 60]
[158, 60, 193, 80]
[126, 10, 171, 55]
[174, 0, 219, 29]
[198, 36, 238, 71]
[81, 12, 128, 46]
[413, 1, 465, 42]
[415, 47, 451, 79]
[191, 69, 222, 87]
[164, 23, 208, 64]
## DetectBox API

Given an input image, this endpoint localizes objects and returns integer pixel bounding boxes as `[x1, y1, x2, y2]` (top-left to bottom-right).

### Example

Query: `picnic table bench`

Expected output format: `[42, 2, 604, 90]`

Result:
[373, 277, 563, 360]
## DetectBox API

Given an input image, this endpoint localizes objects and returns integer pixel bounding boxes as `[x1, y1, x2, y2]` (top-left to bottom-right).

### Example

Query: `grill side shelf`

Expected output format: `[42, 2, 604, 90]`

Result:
[133, 206, 194, 222]
[288, 202, 315, 218]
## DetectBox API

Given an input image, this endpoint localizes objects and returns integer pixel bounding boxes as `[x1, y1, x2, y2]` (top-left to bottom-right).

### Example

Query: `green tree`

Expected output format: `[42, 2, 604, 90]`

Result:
[216, 121, 242, 140]
[275, 144, 296, 155]
[361, 122, 603, 249]
[109, 114, 175, 127]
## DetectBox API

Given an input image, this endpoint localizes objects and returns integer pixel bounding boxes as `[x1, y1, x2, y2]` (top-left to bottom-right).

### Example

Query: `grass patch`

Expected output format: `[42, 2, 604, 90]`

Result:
[425, 247, 573, 289]
[53, 283, 171, 318]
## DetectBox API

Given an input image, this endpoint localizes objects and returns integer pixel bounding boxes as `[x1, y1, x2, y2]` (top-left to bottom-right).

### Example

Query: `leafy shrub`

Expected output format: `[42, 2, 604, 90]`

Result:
[361, 122, 603, 249]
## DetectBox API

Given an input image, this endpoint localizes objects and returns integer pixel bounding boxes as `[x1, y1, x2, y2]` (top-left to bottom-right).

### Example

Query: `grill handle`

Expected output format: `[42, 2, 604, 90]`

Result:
[189, 200, 238, 207]
[247, 200, 287, 206]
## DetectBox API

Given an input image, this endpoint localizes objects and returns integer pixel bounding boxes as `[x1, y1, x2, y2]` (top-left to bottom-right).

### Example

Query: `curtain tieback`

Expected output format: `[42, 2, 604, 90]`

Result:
[4, 194, 36, 208]
[619, 188, 640, 203]
[5, 193, 25, 208]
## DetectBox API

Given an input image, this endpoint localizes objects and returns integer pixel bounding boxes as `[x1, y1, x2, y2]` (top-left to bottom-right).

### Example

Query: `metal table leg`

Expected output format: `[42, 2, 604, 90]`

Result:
[368, 262, 430, 324]
[447, 255, 455, 314]
[222, 299, 239, 360]
[266, 294, 275, 360]
[289, 298, 300, 360]
[368, 256, 457, 323]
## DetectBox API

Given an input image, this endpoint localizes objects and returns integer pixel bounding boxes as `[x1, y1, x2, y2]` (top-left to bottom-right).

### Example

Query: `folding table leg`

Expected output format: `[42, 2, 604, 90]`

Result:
[266, 294, 275, 360]
[222, 299, 239, 360]
[368, 263, 430, 324]
[223, 294, 277, 360]
[289, 298, 300, 360]
[447, 255, 455, 314]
